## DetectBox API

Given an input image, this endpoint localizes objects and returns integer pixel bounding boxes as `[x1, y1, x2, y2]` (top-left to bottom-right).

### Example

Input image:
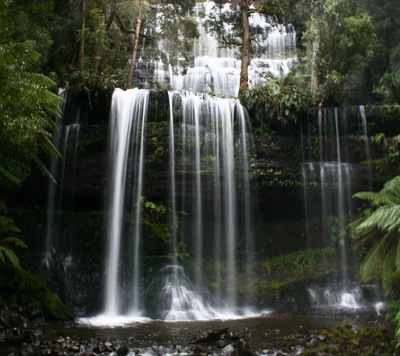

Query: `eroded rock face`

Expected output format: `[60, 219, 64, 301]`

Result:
[8, 89, 400, 317]
[13, 89, 398, 212]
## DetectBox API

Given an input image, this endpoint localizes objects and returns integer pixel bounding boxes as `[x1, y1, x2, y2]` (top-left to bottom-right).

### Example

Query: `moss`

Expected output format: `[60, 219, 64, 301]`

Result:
[348, 338, 360, 346]
[267, 280, 289, 291]
[0, 265, 73, 321]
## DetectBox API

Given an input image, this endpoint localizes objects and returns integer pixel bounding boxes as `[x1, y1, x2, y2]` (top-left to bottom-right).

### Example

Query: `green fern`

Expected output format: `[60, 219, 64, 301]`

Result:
[0, 246, 21, 268]
[350, 176, 400, 348]
[0, 206, 26, 269]
[350, 176, 400, 296]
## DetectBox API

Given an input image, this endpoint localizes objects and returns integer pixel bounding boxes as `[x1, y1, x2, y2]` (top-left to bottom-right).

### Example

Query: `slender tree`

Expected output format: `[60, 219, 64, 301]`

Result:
[79, 0, 87, 75]
[126, 0, 143, 89]
[239, 0, 251, 95]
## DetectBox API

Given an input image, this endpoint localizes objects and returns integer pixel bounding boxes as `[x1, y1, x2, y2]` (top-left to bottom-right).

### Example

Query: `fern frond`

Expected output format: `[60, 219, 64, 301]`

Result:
[0, 216, 15, 235]
[359, 232, 395, 282]
[2, 237, 26, 248]
[353, 205, 400, 234]
[353, 176, 400, 206]
[388, 300, 400, 311]
[382, 248, 396, 296]
[0, 246, 21, 269]
[32, 156, 57, 184]
[347, 216, 366, 233]
[0, 167, 22, 188]
[39, 133, 62, 159]
[9, 41, 40, 69]
[383, 176, 400, 194]
[353, 191, 400, 206]
[396, 239, 400, 273]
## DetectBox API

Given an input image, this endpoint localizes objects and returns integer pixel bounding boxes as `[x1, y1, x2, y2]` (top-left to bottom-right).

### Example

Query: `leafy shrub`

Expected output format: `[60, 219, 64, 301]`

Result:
[374, 71, 400, 104]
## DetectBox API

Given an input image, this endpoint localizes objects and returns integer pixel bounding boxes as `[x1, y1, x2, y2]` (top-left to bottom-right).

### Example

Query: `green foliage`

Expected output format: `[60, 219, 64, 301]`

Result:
[360, 0, 400, 98]
[304, 0, 375, 103]
[371, 132, 400, 164]
[240, 69, 312, 124]
[0, 0, 55, 68]
[141, 196, 167, 215]
[263, 247, 336, 274]
[0, 265, 73, 320]
[374, 71, 400, 104]
[0, 205, 26, 269]
[349, 176, 400, 296]
[387, 299, 400, 348]
[0, 37, 62, 189]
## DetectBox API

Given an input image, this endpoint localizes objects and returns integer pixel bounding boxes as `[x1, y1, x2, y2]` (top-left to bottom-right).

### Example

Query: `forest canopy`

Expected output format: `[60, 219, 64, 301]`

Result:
[0, 0, 399, 192]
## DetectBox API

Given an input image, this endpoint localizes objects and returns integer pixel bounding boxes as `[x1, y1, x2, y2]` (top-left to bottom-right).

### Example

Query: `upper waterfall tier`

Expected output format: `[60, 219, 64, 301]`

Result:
[152, 1, 297, 97]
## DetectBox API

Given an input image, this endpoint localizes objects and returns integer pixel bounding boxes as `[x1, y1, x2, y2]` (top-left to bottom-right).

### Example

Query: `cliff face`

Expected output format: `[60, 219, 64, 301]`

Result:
[12, 88, 400, 218]
[8, 88, 400, 315]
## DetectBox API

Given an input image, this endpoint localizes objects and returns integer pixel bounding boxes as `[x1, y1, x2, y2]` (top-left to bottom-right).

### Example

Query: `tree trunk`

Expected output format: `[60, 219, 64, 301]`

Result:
[126, 0, 143, 90]
[106, 0, 117, 31]
[310, 0, 319, 101]
[79, 0, 86, 75]
[239, 0, 250, 96]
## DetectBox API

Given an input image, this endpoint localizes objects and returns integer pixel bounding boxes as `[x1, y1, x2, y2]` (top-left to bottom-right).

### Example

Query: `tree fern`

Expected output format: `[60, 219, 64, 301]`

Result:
[395, 239, 400, 273]
[382, 247, 396, 296]
[352, 205, 400, 235]
[0, 203, 26, 269]
[349, 176, 400, 296]
[0, 246, 21, 269]
[358, 231, 395, 283]
[353, 191, 400, 206]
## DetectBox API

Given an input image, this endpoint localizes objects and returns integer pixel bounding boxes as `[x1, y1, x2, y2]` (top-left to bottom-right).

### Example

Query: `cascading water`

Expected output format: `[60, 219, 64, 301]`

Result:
[302, 108, 383, 311]
[97, 89, 254, 322]
[359, 105, 373, 190]
[104, 88, 149, 317]
[93, 1, 294, 321]
[45, 89, 81, 261]
[155, 2, 296, 97]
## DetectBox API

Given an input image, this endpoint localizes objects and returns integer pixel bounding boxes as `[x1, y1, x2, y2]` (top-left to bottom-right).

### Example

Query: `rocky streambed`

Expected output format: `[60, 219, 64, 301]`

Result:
[1, 306, 399, 356]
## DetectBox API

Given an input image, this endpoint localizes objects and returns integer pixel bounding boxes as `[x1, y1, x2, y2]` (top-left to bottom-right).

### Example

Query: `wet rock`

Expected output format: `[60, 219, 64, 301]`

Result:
[220, 343, 235, 355]
[308, 337, 317, 346]
[117, 345, 129, 356]
[66, 343, 80, 352]
[92, 345, 103, 353]
[237, 339, 255, 356]
[0, 329, 14, 345]
[20, 344, 34, 356]
[191, 328, 229, 344]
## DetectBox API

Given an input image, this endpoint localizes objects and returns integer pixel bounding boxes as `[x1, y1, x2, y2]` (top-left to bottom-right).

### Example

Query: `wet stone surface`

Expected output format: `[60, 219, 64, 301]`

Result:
[1, 309, 400, 356]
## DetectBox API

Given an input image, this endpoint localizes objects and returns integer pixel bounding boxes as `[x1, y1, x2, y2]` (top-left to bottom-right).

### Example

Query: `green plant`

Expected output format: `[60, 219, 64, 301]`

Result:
[387, 300, 400, 348]
[0, 38, 62, 190]
[349, 176, 400, 296]
[374, 71, 400, 104]
[141, 196, 167, 215]
[240, 68, 312, 124]
[0, 204, 26, 268]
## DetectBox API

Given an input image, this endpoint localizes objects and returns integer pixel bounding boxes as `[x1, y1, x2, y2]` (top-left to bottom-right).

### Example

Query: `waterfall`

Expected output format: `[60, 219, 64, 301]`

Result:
[104, 88, 149, 317]
[89, 0, 291, 323]
[359, 105, 373, 190]
[45, 89, 81, 260]
[99, 89, 254, 321]
[302, 108, 374, 290]
[155, 2, 297, 97]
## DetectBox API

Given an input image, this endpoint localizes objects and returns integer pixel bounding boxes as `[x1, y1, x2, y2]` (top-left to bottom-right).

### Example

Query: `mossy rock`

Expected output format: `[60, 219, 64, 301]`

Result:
[0, 265, 74, 321]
